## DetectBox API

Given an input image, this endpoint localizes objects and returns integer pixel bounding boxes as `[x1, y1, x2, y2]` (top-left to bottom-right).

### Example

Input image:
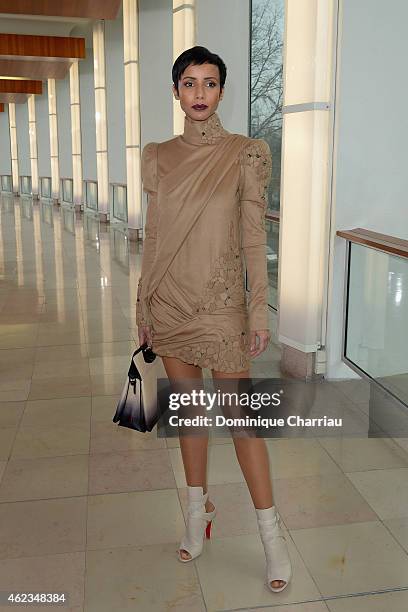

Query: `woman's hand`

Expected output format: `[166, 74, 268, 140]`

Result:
[138, 324, 153, 348]
[249, 329, 270, 358]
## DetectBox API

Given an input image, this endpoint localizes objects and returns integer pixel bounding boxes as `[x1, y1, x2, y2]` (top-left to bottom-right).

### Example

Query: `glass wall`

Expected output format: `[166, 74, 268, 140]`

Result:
[20, 175, 32, 196]
[345, 243, 408, 407]
[85, 180, 98, 211]
[0, 175, 12, 193]
[62, 178, 73, 204]
[40, 177, 52, 199]
[250, 0, 284, 310]
[112, 183, 128, 222]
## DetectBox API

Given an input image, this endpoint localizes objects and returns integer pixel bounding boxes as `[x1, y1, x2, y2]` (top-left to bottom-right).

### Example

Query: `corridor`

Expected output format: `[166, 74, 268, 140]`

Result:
[1, 194, 408, 611]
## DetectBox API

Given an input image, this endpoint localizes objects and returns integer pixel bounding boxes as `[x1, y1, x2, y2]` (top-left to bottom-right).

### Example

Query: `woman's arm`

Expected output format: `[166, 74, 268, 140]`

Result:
[136, 142, 159, 328]
[239, 139, 272, 335]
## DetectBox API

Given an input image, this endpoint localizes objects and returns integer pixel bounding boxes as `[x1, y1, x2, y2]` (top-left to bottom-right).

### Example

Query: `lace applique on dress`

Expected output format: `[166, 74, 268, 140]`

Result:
[156, 332, 250, 373]
[197, 113, 229, 145]
[193, 223, 246, 314]
[240, 139, 272, 203]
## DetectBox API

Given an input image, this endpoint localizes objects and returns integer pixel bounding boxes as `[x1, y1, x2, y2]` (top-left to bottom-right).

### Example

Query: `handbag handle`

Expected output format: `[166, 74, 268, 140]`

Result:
[128, 343, 156, 383]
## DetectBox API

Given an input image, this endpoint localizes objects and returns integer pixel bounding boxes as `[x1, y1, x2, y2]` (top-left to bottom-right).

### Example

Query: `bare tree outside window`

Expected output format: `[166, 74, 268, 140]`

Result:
[250, 0, 284, 212]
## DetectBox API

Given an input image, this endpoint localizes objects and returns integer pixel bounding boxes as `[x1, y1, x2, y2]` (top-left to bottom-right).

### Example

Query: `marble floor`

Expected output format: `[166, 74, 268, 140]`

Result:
[1, 195, 408, 612]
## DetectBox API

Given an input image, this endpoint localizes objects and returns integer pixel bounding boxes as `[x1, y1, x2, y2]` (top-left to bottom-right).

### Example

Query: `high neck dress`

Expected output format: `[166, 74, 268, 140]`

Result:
[136, 111, 272, 373]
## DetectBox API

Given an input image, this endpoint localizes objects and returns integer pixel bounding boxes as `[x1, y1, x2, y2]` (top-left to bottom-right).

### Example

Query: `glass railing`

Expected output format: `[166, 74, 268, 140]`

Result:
[1, 175, 12, 193]
[112, 183, 128, 222]
[338, 228, 408, 408]
[84, 180, 98, 211]
[40, 177, 52, 200]
[61, 178, 73, 204]
[20, 175, 32, 196]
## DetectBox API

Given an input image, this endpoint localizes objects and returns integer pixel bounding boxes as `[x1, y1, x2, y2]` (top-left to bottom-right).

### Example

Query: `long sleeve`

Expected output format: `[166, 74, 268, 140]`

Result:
[136, 142, 159, 327]
[238, 139, 272, 331]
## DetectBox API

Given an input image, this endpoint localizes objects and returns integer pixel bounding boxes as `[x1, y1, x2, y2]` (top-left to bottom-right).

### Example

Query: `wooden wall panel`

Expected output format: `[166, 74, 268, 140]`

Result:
[0, 0, 121, 19]
[0, 34, 85, 59]
[0, 79, 42, 94]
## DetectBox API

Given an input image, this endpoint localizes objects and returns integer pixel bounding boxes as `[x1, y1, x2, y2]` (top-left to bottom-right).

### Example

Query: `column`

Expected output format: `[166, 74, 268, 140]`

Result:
[93, 20, 109, 222]
[48, 78, 60, 203]
[8, 103, 19, 195]
[69, 60, 83, 209]
[123, 0, 141, 240]
[27, 94, 39, 199]
[173, 0, 196, 135]
[278, 0, 336, 378]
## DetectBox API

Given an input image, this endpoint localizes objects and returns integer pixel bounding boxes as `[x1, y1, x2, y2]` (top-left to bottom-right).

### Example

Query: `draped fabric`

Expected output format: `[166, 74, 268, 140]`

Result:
[136, 112, 272, 373]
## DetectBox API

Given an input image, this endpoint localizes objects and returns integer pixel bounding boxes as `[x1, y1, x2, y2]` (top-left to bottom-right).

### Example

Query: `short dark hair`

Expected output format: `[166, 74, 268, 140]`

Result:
[172, 46, 227, 93]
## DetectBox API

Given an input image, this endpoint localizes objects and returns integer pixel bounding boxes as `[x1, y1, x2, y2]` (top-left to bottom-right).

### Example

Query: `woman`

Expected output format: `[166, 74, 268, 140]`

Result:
[137, 46, 292, 593]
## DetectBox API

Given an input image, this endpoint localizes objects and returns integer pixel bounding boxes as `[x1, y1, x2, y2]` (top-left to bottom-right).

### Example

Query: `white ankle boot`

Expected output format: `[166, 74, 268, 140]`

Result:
[178, 486, 216, 563]
[256, 506, 292, 593]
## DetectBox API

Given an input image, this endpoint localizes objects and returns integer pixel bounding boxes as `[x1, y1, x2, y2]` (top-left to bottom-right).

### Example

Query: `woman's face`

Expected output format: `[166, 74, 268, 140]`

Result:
[173, 62, 224, 121]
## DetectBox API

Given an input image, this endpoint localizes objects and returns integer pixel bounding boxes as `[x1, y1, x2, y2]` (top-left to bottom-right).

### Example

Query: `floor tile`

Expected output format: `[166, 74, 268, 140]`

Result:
[90, 373, 125, 395]
[332, 379, 371, 404]
[84, 543, 205, 612]
[266, 439, 343, 479]
[326, 590, 408, 611]
[0, 401, 24, 428]
[318, 436, 408, 472]
[0, 552, 85, 612]
[196, 532, 320, 611]
[32, 358, 90, 379]
[88, 448, 175, 494]
[11, 423, 90, 459]
[0, 497, 87, 559]
[0, 455, 89, 502]
[35, 344, 88, 362]
[169, 443, 245, 488]
[28, 376, 92, 400]
[244, 604, 329, 612]
[272, 473, 377, 529]
[347, 468, 408, 519]
[291, 521, 408, 597]
[21, 396, 91, 428]
[383, 516, 408, 553]
[87, 489, 185, 550]
[88, 354, 131, 376]
[86, 340, 136, 358]
[0, 428, 16, 461]
[36, 330, 87, 347]
[0, 379, 31, 402]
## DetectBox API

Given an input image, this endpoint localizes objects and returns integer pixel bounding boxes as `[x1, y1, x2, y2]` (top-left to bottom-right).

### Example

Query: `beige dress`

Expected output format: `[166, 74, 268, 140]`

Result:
[136, 111, 272, 373]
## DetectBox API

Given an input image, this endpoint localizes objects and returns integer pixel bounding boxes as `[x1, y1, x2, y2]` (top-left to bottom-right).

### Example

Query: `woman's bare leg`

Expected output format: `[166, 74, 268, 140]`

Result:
[162, 356, 215, 560]
[212, 368, 285, 589]
[211, 368, 273, 508]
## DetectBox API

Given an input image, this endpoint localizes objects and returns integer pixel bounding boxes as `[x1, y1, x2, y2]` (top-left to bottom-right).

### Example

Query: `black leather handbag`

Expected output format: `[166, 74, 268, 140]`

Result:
[112, 343, 160, 432]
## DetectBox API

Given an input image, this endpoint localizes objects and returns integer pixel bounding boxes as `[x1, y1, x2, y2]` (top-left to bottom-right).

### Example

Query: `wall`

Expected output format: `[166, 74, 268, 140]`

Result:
[139, 0, 173, 147]
[138, 0, 249, 145]
[326, 0, 408, 378]
[196, 0, 250, 135]
[106, 10, 126, 184]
